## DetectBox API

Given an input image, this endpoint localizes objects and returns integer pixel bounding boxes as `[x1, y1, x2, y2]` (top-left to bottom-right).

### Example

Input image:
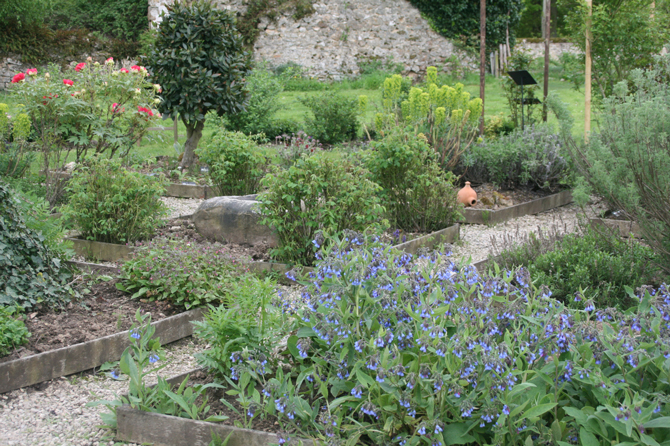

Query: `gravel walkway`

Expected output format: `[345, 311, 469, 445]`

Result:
[160, 196, 203, 220]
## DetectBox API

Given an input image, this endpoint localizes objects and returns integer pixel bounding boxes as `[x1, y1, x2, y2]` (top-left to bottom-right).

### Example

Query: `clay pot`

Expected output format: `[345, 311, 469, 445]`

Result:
[457, 182, 477, 207]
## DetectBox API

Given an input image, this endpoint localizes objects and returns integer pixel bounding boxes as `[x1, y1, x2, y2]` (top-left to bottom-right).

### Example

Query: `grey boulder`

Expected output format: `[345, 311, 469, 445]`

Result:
[193, 195, 278, 247]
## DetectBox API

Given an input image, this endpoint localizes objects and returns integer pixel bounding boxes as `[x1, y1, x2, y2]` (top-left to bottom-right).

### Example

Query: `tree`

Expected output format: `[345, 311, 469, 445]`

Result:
[146, 0, 251, 168]
[408, 0, 524, 50]
[0, 0, 52, 27]
[561, 0, 669, 99]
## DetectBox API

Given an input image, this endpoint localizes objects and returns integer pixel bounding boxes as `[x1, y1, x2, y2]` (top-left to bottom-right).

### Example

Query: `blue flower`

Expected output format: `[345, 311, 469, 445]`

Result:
[130, 330, 141, 340]
[110, 370, 120, 380]
[149, 353, 159, 364]
[351, 385, 363, 398]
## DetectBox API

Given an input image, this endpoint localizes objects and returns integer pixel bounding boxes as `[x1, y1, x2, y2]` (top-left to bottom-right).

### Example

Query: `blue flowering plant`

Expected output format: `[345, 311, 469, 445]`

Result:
[219, 231, 670, 446]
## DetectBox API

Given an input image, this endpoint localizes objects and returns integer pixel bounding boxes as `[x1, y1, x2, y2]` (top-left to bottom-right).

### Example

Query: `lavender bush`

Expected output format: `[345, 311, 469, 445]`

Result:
[215, 232, 670, 446]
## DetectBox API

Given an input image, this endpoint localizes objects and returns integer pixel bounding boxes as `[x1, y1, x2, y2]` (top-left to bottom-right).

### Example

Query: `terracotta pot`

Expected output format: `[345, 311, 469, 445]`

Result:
[457, 181, 477, 207]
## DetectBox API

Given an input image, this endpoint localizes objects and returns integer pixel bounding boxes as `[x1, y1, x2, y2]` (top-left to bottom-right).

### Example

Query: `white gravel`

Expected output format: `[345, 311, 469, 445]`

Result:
[160, 196, 203, 220]
[0, 338, 204, 446]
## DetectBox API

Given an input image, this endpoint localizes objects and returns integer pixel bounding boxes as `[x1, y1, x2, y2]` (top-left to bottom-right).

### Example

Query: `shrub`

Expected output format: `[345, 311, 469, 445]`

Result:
[118, 238, 249, 309]
[364, 128, 462, 232]
[146, 0, 251, 168]
[196, 130, 268, 196]
[62, 158, 167, 244]
[0, 306, 30, 357]
[299, 92, 360, 145]
[0, 181, 74, 310]
[258, 152, 384, 265]
[0, 106, 34, 179]
[492, 226, 661, 309]
[553, 55, 670, 274]
[213, 233, 670, 446]
[461, 124, 572, 191]
[275, 131, 322, 168]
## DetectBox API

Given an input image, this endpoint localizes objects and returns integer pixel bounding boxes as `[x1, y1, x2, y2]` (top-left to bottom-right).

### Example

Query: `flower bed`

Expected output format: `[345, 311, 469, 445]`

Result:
[463, 189, 573, 225]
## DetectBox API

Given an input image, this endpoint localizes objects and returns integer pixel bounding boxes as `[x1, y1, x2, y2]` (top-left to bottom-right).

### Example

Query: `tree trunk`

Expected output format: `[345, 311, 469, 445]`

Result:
[479, 0, 486, 136]
[180, 119, 205, 169]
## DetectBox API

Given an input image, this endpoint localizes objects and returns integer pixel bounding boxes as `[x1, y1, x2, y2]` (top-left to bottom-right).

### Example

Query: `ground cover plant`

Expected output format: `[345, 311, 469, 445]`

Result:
[0, 306, 30, 357]
[192, 232, 670, 446]
[62, 158, 167, 244]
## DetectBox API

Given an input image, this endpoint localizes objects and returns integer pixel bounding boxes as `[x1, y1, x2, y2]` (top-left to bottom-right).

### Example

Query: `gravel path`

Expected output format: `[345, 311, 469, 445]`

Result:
[160, 196, 203, 220]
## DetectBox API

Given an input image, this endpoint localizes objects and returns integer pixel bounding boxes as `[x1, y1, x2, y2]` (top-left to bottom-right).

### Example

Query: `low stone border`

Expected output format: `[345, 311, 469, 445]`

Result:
[117, 404, 314, 446]
[463, 190, 573, 225]
[66, 237, 134, 262]
[165, 183, 216, 200]
[392, 224, 460, 255]
[0, 309, 204, 394]
[589, 217, 641, 238]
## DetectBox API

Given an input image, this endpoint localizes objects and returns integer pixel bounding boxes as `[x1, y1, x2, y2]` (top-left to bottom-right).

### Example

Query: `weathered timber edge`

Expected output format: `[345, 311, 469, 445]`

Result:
[392, 223, 460, 255]
[589, 217, 641, 238]
[165, 183, 217, 200]
[462, 190, 573, 225]
[0, 308, 204, 394]
[117, 405, 314, 446]
[66, 237, 135, 262]
[67, 260, 121, 275]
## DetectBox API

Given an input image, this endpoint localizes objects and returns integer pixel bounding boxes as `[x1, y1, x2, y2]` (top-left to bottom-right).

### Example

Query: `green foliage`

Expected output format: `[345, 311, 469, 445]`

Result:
[555, 55, 670, 274]
[118, 238, 248, 309]
[0, 306, 30, 357]
[0, 0, 52, 26]
[0, 106, 34, 179]
[275, 131, 322, 169]
[408, 0, 523, 50]
[299, 92, 360, 145]
[501, 49, 541, 128]
[561, 0, 669, 99]
[224, 63, 300, 140]
[0, 181, 74, 310]
[494, 226, 661, 309]
[49, 0, 148, 41]
[461, 124, 572, 191]
[193, 275, 282, 380]
[196, 130, 268, 196]
[364, 128, 462, 233]
[258, 152, 384, 265]
[62, 158, 167, 244]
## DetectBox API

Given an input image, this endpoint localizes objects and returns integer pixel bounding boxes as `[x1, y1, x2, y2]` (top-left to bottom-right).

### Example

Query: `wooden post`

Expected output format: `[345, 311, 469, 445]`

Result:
[585, 0, 592, 139]
[479, 0, 486, 136]
[543, 0, 551, 122]
[174, 117, 179, 144]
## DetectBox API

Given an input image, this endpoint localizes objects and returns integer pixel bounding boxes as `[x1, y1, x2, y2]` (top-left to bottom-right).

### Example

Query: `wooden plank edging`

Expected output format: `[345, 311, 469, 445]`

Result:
[391, 223, 460, 255]
[66, 237, 135, 262]
[165, 183, 216, 199]
[589, 217, 641, 238]
[462, 190, 573, 225]
[116, 405, 314, 446]
[0, 308, 204, 394]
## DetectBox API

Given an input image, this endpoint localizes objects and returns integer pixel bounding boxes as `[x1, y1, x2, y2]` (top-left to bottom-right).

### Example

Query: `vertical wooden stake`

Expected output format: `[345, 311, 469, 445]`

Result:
[585, 0, 592, 140]
[543, 0, 551, 122]
[480, 0, 486, 136]
[174, 117, 178, 144]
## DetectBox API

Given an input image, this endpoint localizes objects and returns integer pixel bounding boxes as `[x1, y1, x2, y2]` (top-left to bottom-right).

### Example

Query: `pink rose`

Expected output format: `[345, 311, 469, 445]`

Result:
[11, 73, 25, 83]
[120, 68, 129, 74]
[63, 79, 74, 86]
[26, 68, 37, 76]
[75, 63, 86, 72]
[137, 106, 154, 117]
[105, 57, 114, 65]
[131, 65, 141, 71]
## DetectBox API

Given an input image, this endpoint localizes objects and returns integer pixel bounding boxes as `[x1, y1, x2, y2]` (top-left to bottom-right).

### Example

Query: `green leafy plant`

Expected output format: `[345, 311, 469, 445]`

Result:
[62, 158, 167, 244]
[0, 105, 34, 178]
[299, 92, 360, 145]
[258, 152, 384, 265]
[0, 181, 74, 310]
[364, 128, 462, 233]
[461, 123, 572, 191]
[146, 0, 251, 168]
[0, 306, 30, 357]
[118, 238, 249, 309]
[275, 131, 323, 168]
[501, 49, 541, 128]
[196, 130, 268, 196]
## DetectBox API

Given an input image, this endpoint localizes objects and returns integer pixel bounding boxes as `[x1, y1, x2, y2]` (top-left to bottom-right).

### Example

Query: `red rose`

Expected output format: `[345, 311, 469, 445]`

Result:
[11, 73, 25, 83]
[120, 68, 129, 74]
[75, 63, 86, 72]
[131, 65, 141, 71]
[137, 106, 154, 117]
[26, 68, 37, 76]
[63, 79, 74, 86]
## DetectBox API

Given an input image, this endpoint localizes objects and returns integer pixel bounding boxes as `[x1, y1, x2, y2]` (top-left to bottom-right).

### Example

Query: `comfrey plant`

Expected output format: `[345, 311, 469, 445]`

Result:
[222, 231, 670, 446]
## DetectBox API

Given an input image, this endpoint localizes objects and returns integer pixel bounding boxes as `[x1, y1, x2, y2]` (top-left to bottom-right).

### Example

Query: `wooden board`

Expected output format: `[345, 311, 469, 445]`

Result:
[463, 190, 573, 225]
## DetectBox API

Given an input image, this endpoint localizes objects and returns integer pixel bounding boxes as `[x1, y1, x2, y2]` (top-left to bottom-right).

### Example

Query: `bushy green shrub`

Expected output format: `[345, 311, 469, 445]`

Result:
[196, 130, 268, 196]
[62, 158, 167, 244]
[0, 181, 74, 310]
[118, 238, 249, 309]
[0, 306, 30, 357]
[554, 55, 670, 273]
[209, 232, 670, 446]
[49, 0, 148, 41]
[258, 152, 384, 265]
[299, 92, 360, 145]
[0, 107, 34, 179]
[461, 124, 572, 191]
[493, 226, 661, 309]
[364, 128, 462, 232]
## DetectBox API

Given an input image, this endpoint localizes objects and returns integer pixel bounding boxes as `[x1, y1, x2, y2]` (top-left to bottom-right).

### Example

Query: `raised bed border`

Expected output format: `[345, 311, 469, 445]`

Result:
[66, 237, 135, 262]
[463, 190, 573, 225]
[589, 217, 641, 238]
[165, 183, 216, 200]
[0, 308, 204, 394]
[117, 403, 314, 446]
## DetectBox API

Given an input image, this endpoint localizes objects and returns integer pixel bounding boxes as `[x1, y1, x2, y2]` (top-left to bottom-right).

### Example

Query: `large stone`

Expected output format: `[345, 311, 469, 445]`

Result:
[193, 195, 278, 247]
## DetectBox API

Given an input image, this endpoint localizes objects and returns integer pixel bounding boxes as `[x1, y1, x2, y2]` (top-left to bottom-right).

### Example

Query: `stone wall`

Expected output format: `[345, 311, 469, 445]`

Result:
[148, 0, 475, 79]
[515, 40, 581, 60]
[0, 56, 31, 90]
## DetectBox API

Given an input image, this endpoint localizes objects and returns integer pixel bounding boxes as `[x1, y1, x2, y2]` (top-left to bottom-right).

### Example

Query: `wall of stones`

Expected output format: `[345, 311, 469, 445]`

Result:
[0, 56, 31, 90]
[515, 40, 580, 60]
[148, 0, 476, 79]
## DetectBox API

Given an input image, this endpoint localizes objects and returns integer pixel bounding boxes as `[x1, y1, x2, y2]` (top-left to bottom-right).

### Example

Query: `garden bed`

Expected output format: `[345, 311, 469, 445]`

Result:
[463, 190, 573, 225]
[589, 217, 642, 238]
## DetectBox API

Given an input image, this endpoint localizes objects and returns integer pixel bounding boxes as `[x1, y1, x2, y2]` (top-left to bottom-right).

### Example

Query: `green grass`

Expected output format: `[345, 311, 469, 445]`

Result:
[1, 63, 590, 164]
